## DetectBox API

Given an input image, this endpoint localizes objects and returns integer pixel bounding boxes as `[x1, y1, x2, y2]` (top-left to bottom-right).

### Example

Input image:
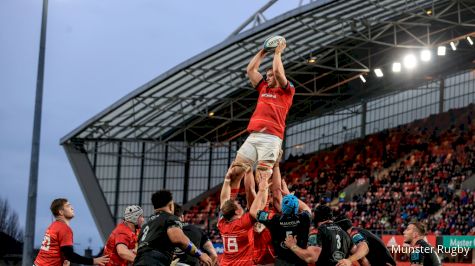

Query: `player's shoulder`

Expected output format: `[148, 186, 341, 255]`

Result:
[116, 223, 134, 235]
[51, 221, 71, 231]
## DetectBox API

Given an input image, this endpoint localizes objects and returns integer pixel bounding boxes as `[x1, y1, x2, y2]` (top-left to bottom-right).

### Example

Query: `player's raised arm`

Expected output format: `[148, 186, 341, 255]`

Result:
[246, 49, 266, 88]
[220, 176, 231, 209]
[271, 158, 283, 212]
[273, 39, 288, 88]
[250, 175, 271, 219]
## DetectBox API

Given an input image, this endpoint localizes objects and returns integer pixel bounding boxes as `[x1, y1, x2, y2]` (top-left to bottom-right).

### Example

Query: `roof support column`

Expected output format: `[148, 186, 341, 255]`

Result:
[207, 144, 213, 190]
[163, 144, 168, 189]
[439, 77, 445, 113]
[183, 145, 191, 203]
[361, 101, 367, 138]
[113, 142, 123, 221]
[139, 142, 145, 206]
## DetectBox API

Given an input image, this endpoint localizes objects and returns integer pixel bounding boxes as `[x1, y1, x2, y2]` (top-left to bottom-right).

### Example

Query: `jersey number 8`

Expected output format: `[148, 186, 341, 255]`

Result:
[223, 236, 238, 253]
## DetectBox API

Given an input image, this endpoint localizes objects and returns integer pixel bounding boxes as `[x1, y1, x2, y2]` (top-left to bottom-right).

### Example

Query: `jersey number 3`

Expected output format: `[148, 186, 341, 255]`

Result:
[223, 236, 238, 253]
[336, 234, 341, 249]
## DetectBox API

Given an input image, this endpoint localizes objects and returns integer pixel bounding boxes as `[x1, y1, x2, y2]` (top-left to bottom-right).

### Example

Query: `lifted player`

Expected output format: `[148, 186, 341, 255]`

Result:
[226, 38, 295, 201]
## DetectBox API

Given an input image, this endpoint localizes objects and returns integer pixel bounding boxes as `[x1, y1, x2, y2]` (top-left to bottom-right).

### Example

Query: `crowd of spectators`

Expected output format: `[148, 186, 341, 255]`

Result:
[183, 104, 475, 241]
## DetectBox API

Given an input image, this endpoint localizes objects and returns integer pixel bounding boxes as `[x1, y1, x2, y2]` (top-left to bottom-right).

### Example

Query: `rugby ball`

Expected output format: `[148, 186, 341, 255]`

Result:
[263, 35, 285, 51]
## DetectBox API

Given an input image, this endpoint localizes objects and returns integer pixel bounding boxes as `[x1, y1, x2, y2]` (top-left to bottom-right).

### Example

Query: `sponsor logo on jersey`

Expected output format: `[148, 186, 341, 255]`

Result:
[262, 93, 277, 98]
[332, 251, 345, 260]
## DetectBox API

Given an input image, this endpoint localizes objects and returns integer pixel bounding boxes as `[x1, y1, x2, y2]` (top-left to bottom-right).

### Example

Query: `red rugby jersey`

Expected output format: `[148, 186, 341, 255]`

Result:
[247, 79, 295, 139]
[217, 212, 255, 266]
[34, 221, 74, 266]
[103, 222, 138, 266]
[253, 225, 275, 265]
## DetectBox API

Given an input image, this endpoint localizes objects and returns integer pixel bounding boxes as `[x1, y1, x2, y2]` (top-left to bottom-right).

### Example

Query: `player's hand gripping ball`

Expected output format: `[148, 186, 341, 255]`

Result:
[263, 35, 286, 52]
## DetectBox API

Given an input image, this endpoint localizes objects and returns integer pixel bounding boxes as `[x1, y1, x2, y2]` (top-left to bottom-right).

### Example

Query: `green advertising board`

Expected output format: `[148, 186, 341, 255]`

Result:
[442, 236, 475, 248]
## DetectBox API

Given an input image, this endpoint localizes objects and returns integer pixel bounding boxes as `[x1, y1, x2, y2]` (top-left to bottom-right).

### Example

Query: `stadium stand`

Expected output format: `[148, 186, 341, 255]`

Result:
[183, 104, 475, 243]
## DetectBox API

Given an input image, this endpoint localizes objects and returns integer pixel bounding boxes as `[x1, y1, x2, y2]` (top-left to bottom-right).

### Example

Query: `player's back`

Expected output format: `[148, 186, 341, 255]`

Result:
[217, 212, 254, 266]
[135, 211, 182, 265]
[314, 223, 352, 266]
[265, 212, 311, 266]
[350, 227, 396, 266]
[34, 221, 73, 266]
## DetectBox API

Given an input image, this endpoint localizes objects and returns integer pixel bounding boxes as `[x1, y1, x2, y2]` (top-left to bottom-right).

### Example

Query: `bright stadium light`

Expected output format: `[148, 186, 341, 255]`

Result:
[450, 41, 457, 51]
[392, 62, 401, 73]
[403, 54, 417, 69]
[359, 74, 366, 83]
[437, 46, 446, 56]
[374, 68, 383, 77]
[420, 49, 431, 62]
[467, 36, 474, 46]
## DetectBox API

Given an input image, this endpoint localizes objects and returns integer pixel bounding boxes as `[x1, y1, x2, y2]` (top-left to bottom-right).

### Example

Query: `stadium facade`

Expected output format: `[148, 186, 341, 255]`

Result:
[60, 0, 475, 240]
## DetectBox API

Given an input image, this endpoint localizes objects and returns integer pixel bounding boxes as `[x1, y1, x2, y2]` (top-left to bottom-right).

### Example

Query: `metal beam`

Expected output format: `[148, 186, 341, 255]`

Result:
[63, 143, 114, 241]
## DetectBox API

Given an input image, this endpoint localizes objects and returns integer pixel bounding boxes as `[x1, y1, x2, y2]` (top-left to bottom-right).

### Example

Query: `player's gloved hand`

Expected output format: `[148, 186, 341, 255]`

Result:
[336, 258, 353, 266]
[199, 252, 213, 266]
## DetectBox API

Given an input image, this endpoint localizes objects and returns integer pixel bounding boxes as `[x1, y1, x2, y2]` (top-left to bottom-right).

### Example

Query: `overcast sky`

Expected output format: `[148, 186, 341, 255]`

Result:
[0, 0, 299, 253]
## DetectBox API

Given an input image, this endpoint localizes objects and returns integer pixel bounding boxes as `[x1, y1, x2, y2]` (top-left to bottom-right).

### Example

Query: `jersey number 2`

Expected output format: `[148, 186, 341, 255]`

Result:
[40, 235, 51, 251]
[141, 225, 150, 242]
[223, 236, 238, 253]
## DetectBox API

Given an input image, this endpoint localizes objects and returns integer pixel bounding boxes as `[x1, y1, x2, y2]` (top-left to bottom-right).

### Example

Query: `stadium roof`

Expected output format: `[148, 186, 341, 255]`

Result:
[61, 0, 475, 145]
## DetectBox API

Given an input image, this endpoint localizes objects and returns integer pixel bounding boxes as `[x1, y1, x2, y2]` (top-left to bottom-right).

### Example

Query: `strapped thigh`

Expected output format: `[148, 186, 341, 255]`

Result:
[231, 161, 252, 173]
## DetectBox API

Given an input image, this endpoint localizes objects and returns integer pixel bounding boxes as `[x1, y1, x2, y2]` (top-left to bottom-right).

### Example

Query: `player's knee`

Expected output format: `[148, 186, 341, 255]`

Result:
[227, 161, 252, 179]
[257, 161, 274, 180]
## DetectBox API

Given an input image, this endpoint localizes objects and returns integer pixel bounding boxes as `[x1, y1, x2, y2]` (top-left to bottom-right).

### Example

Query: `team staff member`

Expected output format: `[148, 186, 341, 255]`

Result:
[335, 214, 396, 266]
[103, 205, 144, 266]
[133, 190, 212, 266]
[403, 222, 441, 266]
[285, 205, 352, 266]
[34, 198, 109, 266]
[173, 204, 218, 266]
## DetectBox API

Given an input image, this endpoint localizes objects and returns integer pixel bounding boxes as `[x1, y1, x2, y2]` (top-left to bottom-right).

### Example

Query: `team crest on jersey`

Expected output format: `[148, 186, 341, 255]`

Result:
[411, 251, 421, 261]
[332, 251, 345, 260]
